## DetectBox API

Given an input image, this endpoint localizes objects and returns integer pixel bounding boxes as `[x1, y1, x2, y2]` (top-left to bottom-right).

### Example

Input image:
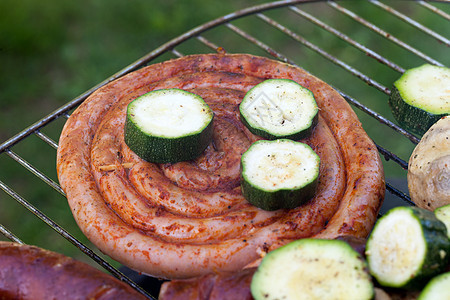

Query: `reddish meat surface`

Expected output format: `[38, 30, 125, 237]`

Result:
[0, 242, 146, 299]
[57, 54, 385, 279]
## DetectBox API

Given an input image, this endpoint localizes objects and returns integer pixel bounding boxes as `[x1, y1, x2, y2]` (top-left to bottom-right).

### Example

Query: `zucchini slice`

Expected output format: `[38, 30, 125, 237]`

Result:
[250, 238, 374, 300]
[366, 206, 450, 289]
[435, 204, 450, 239]
[240, 139, 319, 211]
[239, 79, 318, 140]
[388, 64, 450, 136]
[124, 89, 214, 163]
[418, 272, 450, 300]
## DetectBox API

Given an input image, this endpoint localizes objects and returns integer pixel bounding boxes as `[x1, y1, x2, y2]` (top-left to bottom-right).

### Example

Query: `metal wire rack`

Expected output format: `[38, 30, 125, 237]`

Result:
[0, 0, 448, 298]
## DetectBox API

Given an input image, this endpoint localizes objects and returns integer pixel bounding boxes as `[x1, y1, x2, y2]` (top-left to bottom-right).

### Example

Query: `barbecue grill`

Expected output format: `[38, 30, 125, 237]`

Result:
[0, 1, 448, 299]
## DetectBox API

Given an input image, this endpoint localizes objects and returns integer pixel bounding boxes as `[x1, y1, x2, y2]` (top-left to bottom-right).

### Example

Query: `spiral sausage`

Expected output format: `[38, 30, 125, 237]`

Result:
[57, 54, 385, 279]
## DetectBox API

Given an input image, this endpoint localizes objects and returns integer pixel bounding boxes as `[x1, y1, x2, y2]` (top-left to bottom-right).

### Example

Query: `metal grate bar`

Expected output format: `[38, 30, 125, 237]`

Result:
[225, 16, 419, 147]
[5, 149, 65, 196]
[256, 13, 391, 94]
[419, 1, 450, 20]
[255, 7, 423, 144]
[207, 20, 418, 151]
[386, 182, 414, 206]
[222, 21, 416, 175]
[288, 6, 405, 73]
[124, 0, 324, 70]
[196, 35, 220, 51]
[0, 223, 23, 244]
[339, 93, 420, 145]
[225, 22, 294, 64]
[35, 130, 59, 150]
[197, 18, 418, 162]
[224, 19, 418, 166]
[370, 0, 450, 46]
[327, 1, 445, 67]
[0, 101, 82, 153]
[0, 179, 155, 299]
[171, 48, 184, 58]
[376, 144, 408, 170]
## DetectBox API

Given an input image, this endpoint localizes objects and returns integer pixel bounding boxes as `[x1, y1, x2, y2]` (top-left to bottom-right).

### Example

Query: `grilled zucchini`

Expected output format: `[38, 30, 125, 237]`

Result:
[124, 89, 214, 163]
[418, 272, 450, 300]
[240, 139, 319, 211]
[251, 238, 374, 300]
[389, 64, 450, 136]
[239, 79, 318, 140]
[366, 206, 450, 289]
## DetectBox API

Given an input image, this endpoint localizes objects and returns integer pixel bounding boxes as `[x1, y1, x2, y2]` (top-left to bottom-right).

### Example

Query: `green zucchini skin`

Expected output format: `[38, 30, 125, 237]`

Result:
[389, 85, 446, 137]
[251, 238, 374, 300]
[366, 206, 450, 290]
[240, 112, 318, 141]
[125, 117, 213, 163]
[418, 272, 450, 300]
[240, 172, 318, 211]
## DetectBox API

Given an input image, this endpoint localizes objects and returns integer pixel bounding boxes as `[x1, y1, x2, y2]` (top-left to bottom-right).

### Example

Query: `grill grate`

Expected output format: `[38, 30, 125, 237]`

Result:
[0, 1, 448, 298]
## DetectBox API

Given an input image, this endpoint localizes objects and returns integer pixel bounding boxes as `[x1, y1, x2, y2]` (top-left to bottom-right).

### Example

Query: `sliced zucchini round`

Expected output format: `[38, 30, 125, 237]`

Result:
[418, 272, 450, 300]
[240, 139, 319, 211]
[239, 79, 318, 140]
[388, 64, 450, 136]
[124, 88, 214, 163]
[366, 206, 450, 289]
[250, 238, 374, 300]
[435, 204, 450, 239]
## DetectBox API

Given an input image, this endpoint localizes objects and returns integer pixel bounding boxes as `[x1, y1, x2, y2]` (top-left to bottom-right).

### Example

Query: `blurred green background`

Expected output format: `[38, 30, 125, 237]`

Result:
[0, 0, 448, 272]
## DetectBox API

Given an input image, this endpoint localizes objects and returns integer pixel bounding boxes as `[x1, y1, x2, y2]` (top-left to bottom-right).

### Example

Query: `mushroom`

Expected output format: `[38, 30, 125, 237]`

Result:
[408, 116, 450, 210]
